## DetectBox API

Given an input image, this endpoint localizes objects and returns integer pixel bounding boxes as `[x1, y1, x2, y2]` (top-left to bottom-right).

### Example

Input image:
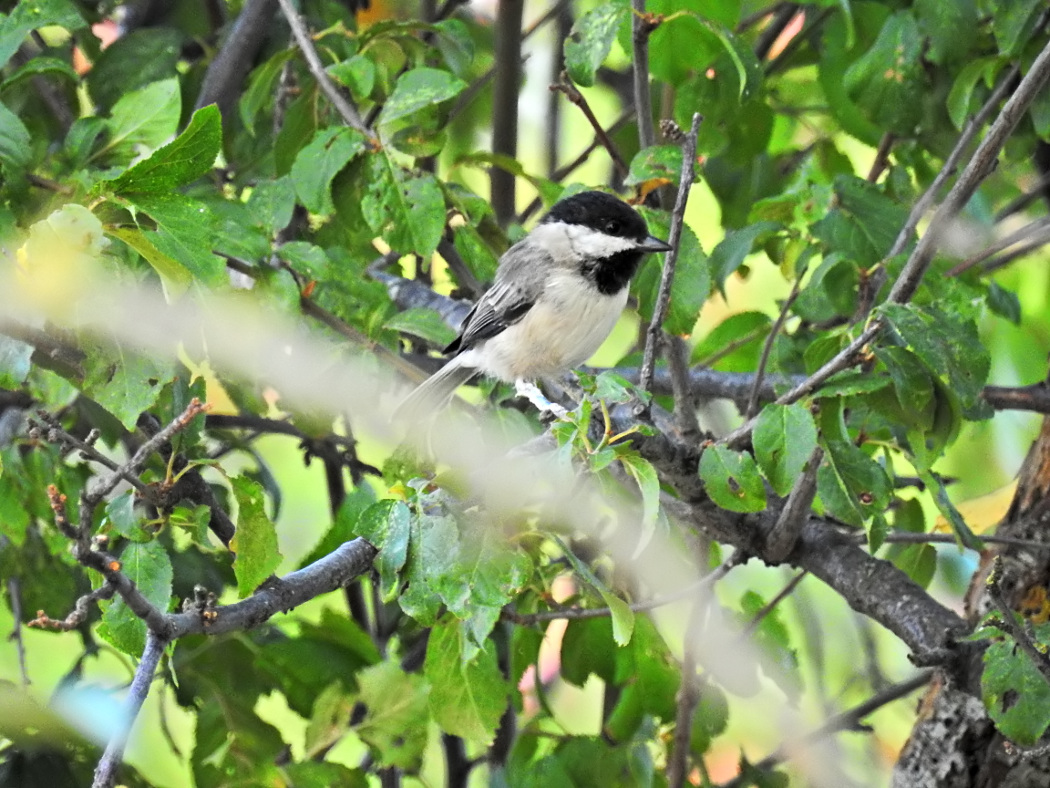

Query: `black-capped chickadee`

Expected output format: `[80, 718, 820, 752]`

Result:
[398, 190, 672, 416]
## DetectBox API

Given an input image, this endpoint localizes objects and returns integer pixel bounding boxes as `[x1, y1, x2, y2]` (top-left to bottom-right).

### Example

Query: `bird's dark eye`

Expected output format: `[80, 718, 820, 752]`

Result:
[604, 219, 622, 234]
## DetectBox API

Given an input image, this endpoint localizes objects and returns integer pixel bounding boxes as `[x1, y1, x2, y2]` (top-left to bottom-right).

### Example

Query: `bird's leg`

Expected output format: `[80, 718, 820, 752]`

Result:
[514, 379, 569, 419]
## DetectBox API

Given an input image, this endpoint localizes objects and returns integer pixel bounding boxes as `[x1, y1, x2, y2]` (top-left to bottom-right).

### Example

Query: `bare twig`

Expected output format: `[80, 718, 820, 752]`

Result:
[667, 596, 705, 787]
[738, 571, 808, 640]
[667, 335, 702, 439]
[980, 227, 1050, 275]
[995, 170, 1050, 222]
[639, 113, 702, 398]
[765, 446, 823, 562]
[491, 0, 524, 226]
[275, 0, 371, 135]
[745, 276, 802, 419]
[631, 0, 659, 153]
[92, 630, 166, 788]
[716, 670, 933, 787]
[503, 556, 740, 626]
[866, 132, 895, 183]
[945, 215, 1050, 277]
[546, 4, 573, 179]
[753, 3, 799, 61]
[550, 75, 630, 178]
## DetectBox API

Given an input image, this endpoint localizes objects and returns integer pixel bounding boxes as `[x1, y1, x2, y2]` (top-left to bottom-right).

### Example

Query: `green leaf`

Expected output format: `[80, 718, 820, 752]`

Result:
[283, 763, 368, 788]
[625, 145, 683, 188]
[914, 0, 977, 64]
[85, 28, 182, 111]
[564, 1, 629, 87]
[561, 617, 618, 687]
[118, 193, 226, 285]
[634, 215, 710, 335]
[97, 540, 172, 656]
[1, 56, 77, 91]
[105, 226, 194, 295]
[230, 475, 283, 597]
[329, 55, 376, 100]
[947, 58, 1001, 130]
[104, 490, 148, 541]
[82, 348, 174, 431]
[0, 99, 31, 170]
[555, 535, 635, 646]
[811, 176, 907, 266]
[690, 310, 771, 369]
[291, 127, 367, 216]
[709, 221, 779, 296]
[843, 12, 924, 134]
[425, 619, 509, 745]
[354, 661, 430, 769]
[100, 77, 182, 165]
[879, 302, 991, 417]
[919, 469, 980, 549]
[384, 308, 457, 347]
[875, 346, 935, 428]
[103, 105, 221, 195]
[816, 441, 891, 529]
[398, 512, 459, 625]
[619, 451, 661, 552]
[299, 483, 376, 569]
[984, 0, 1043, 56]
[890, 543, 936, 589]
[379, 67, 467, 127]
[353, 499, 411, 601]
[753, 403, 818, 497]
[981, 621, 1050, 745]
[362, 152, 445, 257]
[699, 445, 767, 513]
[0, 0, 83, 69]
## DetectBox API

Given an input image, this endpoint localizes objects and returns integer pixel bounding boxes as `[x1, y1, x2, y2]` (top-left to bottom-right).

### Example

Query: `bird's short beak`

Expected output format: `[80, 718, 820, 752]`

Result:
[637, 235, 673, 253]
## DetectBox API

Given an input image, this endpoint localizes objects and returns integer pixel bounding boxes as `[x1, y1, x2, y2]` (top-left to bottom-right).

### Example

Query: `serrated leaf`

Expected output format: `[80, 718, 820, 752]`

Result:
[816, 441, 891, 529]
[564, 1, 629, 87]
[353, 499, 410, 601]
[880, 302, 991, 417]
[291, 127, 367, 216]
[362, 152, 445, 257]
[103, 105, 221, 195]
[98, 540, 172, 656]
[0, 0, 83, 70]
[230, 475, 283, 597]
[753, 404, 818, 498]
[0, 99, 30, 170]
[843, 12, 924, 134]
[625, 145, 683, 188]
[811, 176, 907, 266]
[554, 534, 635, 646]
[329, 54, 376, 100]
[379, 67, 467, 127]
[105, 226, 193, 295]
[354, 661, 430, 769]
[981, 622, 1050, 745]
[117, 193, 225, 285]
[398, 512, 459, 625]
[100, 77, 181, 164]
[425, 619, 509, 745]
[83, 348, 174, 431]
[699, 445, 767, 513]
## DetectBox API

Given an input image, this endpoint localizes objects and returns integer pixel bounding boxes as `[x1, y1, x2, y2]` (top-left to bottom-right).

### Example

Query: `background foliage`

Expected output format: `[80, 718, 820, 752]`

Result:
[2, 0, 1050, 786]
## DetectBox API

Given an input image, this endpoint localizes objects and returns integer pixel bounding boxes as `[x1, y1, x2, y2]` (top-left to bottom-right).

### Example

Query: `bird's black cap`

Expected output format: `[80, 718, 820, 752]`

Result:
[542, 191, 651, 242]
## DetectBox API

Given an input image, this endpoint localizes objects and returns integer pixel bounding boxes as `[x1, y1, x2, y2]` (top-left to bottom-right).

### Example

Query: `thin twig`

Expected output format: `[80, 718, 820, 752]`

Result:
[491, 0, 524, 225]
[92, 630, 166, 788]
[667, 596, 705, 787]
[667, 335, 702, 439]
[6, 578, 30, 687]
[716, 670, 933, 788]
[631, 0, 658, 153]
[753, 3, 799, 61]
[275, 0, 371, 135]
[639, 113, 702, 398]
[764, 446, 822, 562]
[550, 75, 630, 178]
[866, 132, 895, 183]
[945, 215, 1050, 277]
[503, 555, 739, 626]
[29, 582, 118, 631]
[980, 226, 1050, 275]
[745, 276, 802, 419]
[995, 170, 1050, 221]
[739, 571, 808, 640]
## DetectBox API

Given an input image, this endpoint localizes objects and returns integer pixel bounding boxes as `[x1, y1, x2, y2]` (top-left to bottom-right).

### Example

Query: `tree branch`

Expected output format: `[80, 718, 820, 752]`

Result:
[630, 0, 658, 153]
[92, 630, 166, 788]
[550, 75, 629, 178]
[639, 113, 701, 397]
[275, 0, 371, 135]
[491, 0, 524, 226]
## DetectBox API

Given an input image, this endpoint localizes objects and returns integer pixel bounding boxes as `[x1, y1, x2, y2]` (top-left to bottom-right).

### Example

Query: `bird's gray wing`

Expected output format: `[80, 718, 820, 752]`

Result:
[443, 244, 547, 354]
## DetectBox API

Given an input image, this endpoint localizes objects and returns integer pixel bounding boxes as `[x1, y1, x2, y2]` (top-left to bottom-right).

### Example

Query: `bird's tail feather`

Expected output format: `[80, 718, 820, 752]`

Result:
[395, 359, 478, 422]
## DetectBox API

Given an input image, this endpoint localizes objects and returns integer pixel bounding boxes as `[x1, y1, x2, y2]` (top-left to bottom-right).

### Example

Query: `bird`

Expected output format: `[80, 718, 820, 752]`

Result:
[397, 190, 672, 418]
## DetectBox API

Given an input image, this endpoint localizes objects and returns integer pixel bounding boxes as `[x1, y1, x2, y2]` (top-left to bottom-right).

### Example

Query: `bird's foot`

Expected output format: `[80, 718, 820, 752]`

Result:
[514, 380, 569, 420]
